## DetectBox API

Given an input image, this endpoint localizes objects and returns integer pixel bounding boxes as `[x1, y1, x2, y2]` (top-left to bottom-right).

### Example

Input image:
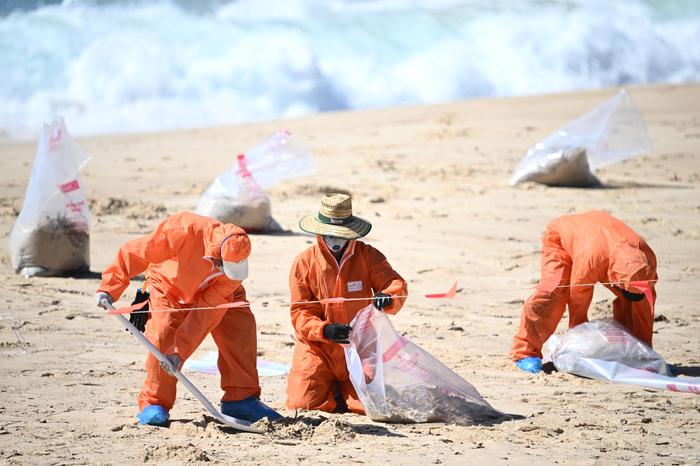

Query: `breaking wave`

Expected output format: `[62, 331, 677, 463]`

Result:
[1, 0, 699, 139]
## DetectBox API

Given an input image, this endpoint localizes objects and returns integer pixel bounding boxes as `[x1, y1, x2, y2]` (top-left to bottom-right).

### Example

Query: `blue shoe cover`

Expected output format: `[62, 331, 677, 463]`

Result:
[221, 396, 282, 422]
[138, 405, 169, 426]
[515, 356, 543, 374]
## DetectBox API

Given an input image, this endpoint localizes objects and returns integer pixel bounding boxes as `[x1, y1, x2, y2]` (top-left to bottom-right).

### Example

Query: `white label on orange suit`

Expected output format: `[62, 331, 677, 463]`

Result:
[347, 281, 363, 292]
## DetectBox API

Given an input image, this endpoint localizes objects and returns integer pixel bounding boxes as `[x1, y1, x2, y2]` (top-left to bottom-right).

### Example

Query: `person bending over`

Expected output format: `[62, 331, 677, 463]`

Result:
[512, 210, 657, 374]
[96, 212, 281, 425]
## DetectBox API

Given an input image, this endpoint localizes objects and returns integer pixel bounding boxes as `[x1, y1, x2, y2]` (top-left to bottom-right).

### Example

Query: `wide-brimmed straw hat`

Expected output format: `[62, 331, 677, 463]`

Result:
[299, 193, 372, 239]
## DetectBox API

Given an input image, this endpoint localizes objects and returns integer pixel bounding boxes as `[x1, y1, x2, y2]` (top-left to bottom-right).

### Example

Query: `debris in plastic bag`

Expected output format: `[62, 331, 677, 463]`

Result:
[344, 305, 503, 424]
[552, 319, 670, 374]
[510, 89, 651, 187]
[9, 116, 91, 277]
[196, 130, 314, 232]
[11, 215, 89, 277]
[511, 147, 601, 187]
[197, 153, 274, 231]
[546, 319, 700, 395]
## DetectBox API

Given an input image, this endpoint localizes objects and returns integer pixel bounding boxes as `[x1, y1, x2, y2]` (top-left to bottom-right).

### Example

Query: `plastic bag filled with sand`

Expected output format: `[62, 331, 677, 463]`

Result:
[10, 116, 90, 277]
[344, 305, 503, 424]
[510, 89, 651, 187]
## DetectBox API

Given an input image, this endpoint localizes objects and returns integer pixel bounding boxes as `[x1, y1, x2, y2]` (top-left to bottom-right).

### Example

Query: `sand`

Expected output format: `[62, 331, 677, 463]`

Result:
[0, 84, 698, 465]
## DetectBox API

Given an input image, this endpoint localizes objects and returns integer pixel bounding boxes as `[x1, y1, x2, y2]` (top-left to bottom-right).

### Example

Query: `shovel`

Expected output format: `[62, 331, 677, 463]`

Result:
[104, 299, 263, 433]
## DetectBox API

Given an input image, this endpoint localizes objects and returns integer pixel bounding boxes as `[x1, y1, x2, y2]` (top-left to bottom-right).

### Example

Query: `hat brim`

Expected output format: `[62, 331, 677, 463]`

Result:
[299, 214, 372, 239]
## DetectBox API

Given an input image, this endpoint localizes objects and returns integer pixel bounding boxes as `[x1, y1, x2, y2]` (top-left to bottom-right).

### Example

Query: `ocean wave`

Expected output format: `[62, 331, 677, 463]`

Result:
[1, 0, 699, 139]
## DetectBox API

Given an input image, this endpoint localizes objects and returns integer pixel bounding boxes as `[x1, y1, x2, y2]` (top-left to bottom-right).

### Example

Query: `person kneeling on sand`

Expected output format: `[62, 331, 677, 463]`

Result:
[95, 212, 281, 426]
[512, 210, 658, 374]
[286, 193, 408, 413]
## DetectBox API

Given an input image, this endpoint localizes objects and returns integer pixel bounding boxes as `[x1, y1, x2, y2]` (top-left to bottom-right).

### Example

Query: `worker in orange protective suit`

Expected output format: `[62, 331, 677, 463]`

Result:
[95, 212, 281, 425]
[287, 194, 408, 413]
[512, 210, 658, 373]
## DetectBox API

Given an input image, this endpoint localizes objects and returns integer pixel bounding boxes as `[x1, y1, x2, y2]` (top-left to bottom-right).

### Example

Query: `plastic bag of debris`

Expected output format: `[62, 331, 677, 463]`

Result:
[544, 319, 700, 394]
[510, 89, 651, 187]
[10, 116, 91, 277]
[551, 319, 670, 375]
[196, 130, 314, 232]
[344, 305, 502, 424]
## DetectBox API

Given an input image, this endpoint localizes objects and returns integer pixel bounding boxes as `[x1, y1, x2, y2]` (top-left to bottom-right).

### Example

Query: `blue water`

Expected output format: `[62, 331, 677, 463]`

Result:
[1, 0, 699, 139]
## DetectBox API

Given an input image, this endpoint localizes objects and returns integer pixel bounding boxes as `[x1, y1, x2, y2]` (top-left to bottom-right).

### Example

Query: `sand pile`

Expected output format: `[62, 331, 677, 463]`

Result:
[252, 416, 356, 443]
[142, 443, 210, 463]
[90, 197, 167, 219]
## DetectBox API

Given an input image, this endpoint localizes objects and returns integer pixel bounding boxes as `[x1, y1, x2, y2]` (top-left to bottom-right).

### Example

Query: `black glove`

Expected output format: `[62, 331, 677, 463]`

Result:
[373, 292, 393, 310]
[128, 288, 150, 333]
[323, 323, 352, 344]
[620, 288, 645, 302]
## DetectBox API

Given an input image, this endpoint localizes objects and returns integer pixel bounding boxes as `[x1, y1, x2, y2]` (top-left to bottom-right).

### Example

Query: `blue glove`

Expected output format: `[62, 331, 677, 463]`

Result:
[515, 356, 543, 373]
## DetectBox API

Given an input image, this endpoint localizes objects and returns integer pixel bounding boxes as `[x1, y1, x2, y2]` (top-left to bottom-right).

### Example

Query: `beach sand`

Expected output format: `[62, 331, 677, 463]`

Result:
[0, 84, 698, 465]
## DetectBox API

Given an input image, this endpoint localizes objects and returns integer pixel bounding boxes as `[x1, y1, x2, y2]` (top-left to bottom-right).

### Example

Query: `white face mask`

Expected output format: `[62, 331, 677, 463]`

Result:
[323, 236, 348, 253]
[220, 259, 249, 281]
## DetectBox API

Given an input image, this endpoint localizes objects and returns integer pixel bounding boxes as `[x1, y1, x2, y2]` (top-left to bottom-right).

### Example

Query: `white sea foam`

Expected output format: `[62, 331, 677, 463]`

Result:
[1, 0, 699, 139]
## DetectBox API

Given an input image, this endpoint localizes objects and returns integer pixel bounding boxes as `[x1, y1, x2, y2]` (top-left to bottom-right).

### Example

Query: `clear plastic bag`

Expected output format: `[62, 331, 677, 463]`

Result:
[196, 130, 314, 232]
[545, 319, 700, 395]
[510, 89, 651, 186]
[10, 116, 91, 277]
[551, 319, 670, 374]
[197, 153, 275, 232]
[344, 305, 502, 424]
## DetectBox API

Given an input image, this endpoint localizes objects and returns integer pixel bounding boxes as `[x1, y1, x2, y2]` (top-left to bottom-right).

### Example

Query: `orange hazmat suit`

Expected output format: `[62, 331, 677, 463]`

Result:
[512, 210, 658, 361]
[98, 212, 260, 410]
[286, 236, 407, 413]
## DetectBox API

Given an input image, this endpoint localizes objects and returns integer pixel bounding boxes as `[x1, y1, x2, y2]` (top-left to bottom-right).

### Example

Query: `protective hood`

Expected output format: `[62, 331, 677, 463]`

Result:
[206, 223, 251, 263]
[608, 245, 652, 293]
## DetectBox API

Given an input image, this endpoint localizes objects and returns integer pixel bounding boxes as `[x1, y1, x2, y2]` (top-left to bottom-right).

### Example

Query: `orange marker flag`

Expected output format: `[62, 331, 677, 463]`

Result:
[107, 300, 148, 315]
[425, 281, 458, 299]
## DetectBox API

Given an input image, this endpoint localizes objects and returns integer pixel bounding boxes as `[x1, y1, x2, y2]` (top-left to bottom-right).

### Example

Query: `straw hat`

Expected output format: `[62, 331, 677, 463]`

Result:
[299, 193, 372, 239]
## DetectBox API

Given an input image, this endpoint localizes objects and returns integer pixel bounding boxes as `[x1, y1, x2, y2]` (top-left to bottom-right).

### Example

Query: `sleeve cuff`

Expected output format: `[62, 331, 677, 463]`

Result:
[309, 320, 330, 342]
